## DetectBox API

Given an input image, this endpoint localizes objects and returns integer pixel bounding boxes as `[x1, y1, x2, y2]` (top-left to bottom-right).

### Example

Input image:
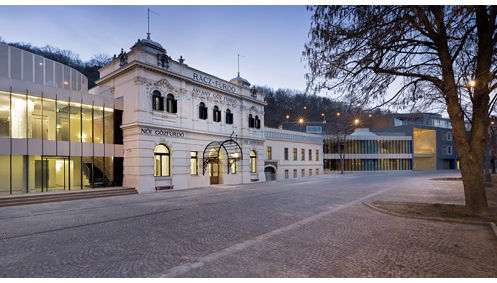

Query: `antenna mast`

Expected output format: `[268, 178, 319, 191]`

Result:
[237, 54, 245, 77]
[147, 8, 150, 39]
[147, 8, 160, 39]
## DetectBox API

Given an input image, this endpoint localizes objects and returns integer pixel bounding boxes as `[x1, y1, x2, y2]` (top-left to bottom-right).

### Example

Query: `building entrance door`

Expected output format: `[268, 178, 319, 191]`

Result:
[36, 156, 71, 191]
[209, 160, 219, 184]
[264, 167, 276, 181]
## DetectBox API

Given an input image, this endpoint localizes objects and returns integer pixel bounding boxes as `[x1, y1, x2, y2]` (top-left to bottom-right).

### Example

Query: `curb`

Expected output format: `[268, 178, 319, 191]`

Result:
[363, 202, 497, 241]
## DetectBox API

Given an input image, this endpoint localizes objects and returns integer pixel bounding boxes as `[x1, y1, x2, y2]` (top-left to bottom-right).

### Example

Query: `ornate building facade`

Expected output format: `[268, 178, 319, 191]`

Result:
[95, 36, 266, 192]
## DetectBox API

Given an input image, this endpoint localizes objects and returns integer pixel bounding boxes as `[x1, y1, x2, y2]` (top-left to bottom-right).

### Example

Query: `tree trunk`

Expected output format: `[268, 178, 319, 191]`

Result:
[434, 6, 491, 215]
[459, 155, 489, 215]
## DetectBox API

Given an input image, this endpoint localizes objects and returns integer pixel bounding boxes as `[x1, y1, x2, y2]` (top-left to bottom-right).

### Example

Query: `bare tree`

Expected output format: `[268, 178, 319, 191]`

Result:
[304, 6, 497, 215]
[327, 106, 363, 174]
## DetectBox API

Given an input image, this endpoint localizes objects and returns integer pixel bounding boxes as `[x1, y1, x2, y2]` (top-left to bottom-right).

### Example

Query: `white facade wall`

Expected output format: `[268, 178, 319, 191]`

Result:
[264, 128, 323, 181]
[97, 39, 266, 192]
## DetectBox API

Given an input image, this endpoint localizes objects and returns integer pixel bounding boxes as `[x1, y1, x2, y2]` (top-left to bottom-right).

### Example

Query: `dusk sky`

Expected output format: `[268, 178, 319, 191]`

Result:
[0, 5, 312, 92]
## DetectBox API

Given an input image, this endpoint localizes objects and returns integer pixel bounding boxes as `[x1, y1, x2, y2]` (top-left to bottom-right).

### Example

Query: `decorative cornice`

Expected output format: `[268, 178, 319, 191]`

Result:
[98, 60, 265, 106]
[121, 122, 265, 142]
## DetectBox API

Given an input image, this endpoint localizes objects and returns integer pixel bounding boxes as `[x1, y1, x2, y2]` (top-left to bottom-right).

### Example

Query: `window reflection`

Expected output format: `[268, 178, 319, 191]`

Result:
[70, 102, 81, 142]
[93, 106, 103, 144]
[43, 98, 56, 140]
[82, 104, 93, 142]
[56, 100, 69, 141]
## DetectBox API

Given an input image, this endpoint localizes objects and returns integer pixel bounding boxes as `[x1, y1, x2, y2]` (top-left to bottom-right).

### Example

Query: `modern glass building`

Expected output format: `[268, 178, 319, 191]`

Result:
[364, 113, 460, 170]
[0, 43, 124, 195]
[323, 128, 413, 171]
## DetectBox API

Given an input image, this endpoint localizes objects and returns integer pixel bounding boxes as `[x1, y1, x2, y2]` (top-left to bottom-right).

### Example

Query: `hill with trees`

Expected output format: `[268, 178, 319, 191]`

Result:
[1, 39, 378, 132]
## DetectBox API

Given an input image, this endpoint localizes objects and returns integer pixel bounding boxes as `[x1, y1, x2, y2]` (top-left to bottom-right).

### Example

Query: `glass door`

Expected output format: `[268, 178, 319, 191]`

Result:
[40, 156, 70, 191]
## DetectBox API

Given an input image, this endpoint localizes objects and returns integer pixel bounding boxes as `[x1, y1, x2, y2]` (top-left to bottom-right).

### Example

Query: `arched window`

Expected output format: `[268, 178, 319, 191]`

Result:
[255, 115, 260, 129]
[199, 102, 208, 120]
[166, 94, 177, 113]
[213, 106, 221, 122]
[250, 150, 257, 173]
[152, 90, 164, 111]
[154, 144, 170, 177]
[248, 114, 254, 128]
[226, 109, 233, 124]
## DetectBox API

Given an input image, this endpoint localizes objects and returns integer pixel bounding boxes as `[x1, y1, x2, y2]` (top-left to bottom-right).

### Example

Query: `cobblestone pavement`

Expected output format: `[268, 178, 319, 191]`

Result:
[0, 171, 495, 277]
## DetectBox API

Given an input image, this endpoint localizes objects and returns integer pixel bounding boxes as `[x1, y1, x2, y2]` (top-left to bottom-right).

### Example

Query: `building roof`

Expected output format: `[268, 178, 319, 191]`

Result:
[349, 128, 377, 137]
[229, 73, 251, 87]
[131, 34, 166, 54]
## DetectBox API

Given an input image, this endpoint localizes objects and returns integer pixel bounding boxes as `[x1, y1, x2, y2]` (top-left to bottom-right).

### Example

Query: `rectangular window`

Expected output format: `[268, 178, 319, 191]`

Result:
[447, 132, 453, 141]
[28, 95, 43, 140]
[11, 93, 27, 138]
[11, 155, 27, 194]
[301, 149, 305, 161]
[0, 92, 9, 138]
[315, 149, 319, 161]
[284, 148, 289, 160]
[309, 168, 312, 176]
[230, 159, 238, 174]
[104, 107, 114, 144]
[81, 104, 93, 143]
[190, 151, 198, 175]
[446, 146, 453, 155]
[301, 169, 305, 177]
[267, 146, 272, 160]
[316, 168, 319, 175]
[0, 155, 10, 194]
[70, 156, 82, 190]
[293, 169, 297, 178]
[56, 100, 69, 141]
[284, 169, 289, 179]
[69, 102, 81, 142]
[293, 148, 297, 160]
[43, 98, 56, 140]
[93, 106, 104, 144]
[308, 149, 312, 161]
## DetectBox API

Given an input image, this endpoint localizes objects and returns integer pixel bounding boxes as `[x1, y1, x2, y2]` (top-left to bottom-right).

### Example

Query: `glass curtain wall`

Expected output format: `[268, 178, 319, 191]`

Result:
[0, 94, 117, 145]
[94, 106, 104, 144]
[43, 98, 56, 140]
[0, 90, 120, 195]
[324, 139, 412, 154]
[324, 159, 412, 171]
[56, 100, 69, 141]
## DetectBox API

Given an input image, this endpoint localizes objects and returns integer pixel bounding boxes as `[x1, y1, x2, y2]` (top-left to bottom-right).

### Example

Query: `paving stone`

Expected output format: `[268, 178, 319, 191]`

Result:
[0, 171, 494, 277]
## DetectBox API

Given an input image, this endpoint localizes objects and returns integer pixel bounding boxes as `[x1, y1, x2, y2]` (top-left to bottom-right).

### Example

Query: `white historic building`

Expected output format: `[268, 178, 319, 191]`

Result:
[264, 127, 323, 181]
[0, 36, 327, 196]
[94, 36, 266, 193]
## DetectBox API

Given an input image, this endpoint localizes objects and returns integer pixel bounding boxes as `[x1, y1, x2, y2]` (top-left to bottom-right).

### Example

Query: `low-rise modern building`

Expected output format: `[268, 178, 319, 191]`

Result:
[0, 42, 124, 195]
[323, 128, 413, 172]
[264, 127, 323, 181]
[364, 113, 460, 170]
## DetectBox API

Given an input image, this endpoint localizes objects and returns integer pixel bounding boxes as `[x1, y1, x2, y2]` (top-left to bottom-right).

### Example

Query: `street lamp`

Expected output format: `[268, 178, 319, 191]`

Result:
[304, 106, 307, 110]
[354, 118, 360, 126]
[299, 118, 304, 124]
[336, 112, 341, 117]
[469, 80, 476, 88]
[285, 114, 290, 119]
